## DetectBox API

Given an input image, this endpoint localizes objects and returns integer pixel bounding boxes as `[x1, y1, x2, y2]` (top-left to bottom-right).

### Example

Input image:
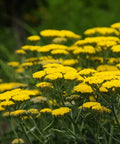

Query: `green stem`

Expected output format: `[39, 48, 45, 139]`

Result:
[92, 87, 111, 108]
[10, 117, 19, 140]
[68, 115, 80, 133]
[31, 118, 45, 139]
[20, 122, 33, 144]
[66, 128, 83, 143]
[47, 98, 53, 110]
[109, 125, 114, 144]
[95, 119, 101, 144]
[61, 118, 87, 143]
[25, 124, 44, 144]
[75, 108, 82, 123]
[94, 117, 120, 143]
[43, 120, 54, 132]
[101, 122, 120, 143]
[70, 112, 75, 134]
[55, 80, 65, 106]
[112, 103, 120, 127]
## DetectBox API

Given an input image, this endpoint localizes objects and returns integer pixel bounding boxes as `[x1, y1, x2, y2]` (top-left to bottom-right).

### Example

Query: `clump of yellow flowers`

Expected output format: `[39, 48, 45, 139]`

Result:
[1, 22, 120, 143]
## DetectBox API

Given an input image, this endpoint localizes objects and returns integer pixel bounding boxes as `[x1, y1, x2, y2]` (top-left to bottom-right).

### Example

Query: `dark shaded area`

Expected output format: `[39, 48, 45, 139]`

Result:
[0, 0, 47, 26]
[0, 0, 120, 61]
[0, 0, 47, 50]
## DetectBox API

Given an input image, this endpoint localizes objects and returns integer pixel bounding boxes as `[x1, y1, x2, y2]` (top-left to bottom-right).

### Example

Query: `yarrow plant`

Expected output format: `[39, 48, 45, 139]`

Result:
[1, 23, 120, 143]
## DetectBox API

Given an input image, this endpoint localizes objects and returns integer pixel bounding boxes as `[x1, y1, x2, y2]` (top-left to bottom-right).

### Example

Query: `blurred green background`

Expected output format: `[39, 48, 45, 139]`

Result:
[0, 0, 120, 62]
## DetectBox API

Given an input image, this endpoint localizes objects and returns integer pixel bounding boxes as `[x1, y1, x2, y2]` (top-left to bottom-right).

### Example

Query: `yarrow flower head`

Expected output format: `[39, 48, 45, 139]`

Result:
[62, 59, 78, 66]
[31, 96, 47, 103]
[12, 94, 30, 101]
[8, 61, 20, 68]
[52, 37, 67, 44]
[101, 79, 120, 90]
[10, 110, 26, 117]
[111, 45, 120, 52]
[40, 29, 81, 39]
[84, 27, 119, 36]
[52, 107, 71, 116]
[0, 83, 27, 92]
[79, 102, 111, 113]
[40, 108, 52, 113]
[51, 49, 69, 55]
[64, 71, 79, 80]
[111, 22, 120, 29]
[78, 68, 96, 77]
[0, 106, 5, 111]
[12, 138, 24, 144]
[36, 82, 53, 89]
[97, 65, 119, 72]
[27, 35, 41, 41]
[33, 71, 46, 79]
[27, 109, 39, 115]
[45, 72, 63, 81]
[0, 100, 15, 107]
[15, 49, 26, 55]
[73, 83, 93, 93]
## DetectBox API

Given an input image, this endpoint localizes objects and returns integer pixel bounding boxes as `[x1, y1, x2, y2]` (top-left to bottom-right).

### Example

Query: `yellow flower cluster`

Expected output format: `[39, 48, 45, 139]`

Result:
[111, 22, 120, 30]
[73, 45, 95, 55]
[78, 68, 96, 76]
[10, 110, 26, 116]
[0, 88, 39, 103]
[8, 61, 20, 67]
[96, 65, 119, 72]
[16, 66, 24, 73]
[61, 59, 78, 66]
[15, 49, 26, 55]
[101, 79, 120, 90]
[52, 107, 71, 116]
[12, 138, 24, 144]
[33, 71, 46, 79]
[33, 63, 82, 82]
[40, 108, 52, 113]
[81, 70, 120, 93]
[36, 82, 54, 89]
[4, 108, 40, 117]
[52, 37, 67, 44]
[75, 36, 119, 46]
[21, 44, 70, 57]
[111, 45, 120, 52]
[0, 82, 27, 92]
[27, 108, 39, 115]
[73, 83, 93, 93]
[79, 102, 111, 113]
[84, 27, 119, 36]
[64, 71, 79, 80]
[51, 49, 69, 55]
[31, 96, 47, 103]
[0, 101, 15, 107]
[97, 41, 117, 49]
[107, 57, 120, 64]
[40, 29, 81, 39]
[12, 94, 30, 101]
[27, 35, 41, 41]
[45, 72, 63, 81]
